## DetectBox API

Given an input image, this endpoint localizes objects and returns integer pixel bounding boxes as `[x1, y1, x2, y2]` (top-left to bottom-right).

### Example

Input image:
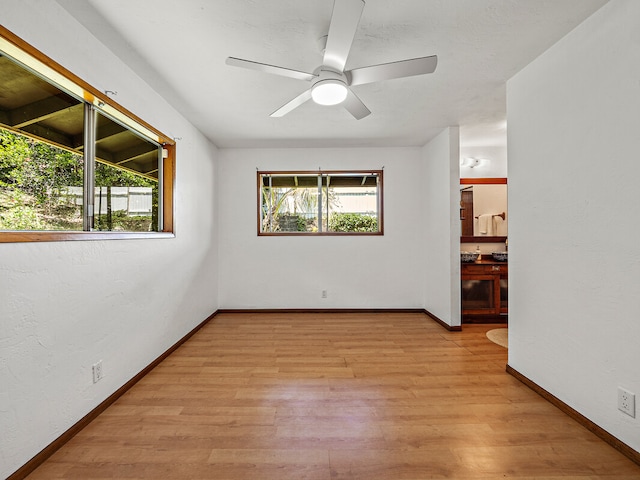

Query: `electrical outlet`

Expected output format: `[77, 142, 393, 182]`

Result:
[92, 360, 103, 384]
[618, 387, 635, 417]
[321, 290, 327, 298]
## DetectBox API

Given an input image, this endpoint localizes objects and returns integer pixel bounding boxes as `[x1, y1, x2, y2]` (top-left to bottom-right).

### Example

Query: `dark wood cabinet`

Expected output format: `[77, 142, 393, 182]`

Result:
[460, 189, 474, 236]
[461, 260, 507, 323]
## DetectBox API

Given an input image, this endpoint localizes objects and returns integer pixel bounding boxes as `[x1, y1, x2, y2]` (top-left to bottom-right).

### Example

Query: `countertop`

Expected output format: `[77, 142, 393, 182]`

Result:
[461, 256, 508, 265]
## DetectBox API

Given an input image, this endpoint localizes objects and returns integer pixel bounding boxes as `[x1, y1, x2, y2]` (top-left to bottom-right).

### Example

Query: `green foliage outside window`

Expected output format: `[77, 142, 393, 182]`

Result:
[94, 162, 158, 232]
[0, 128, 157, 231]
[0, 129, 83, 230]
[328, 212, 378, 233]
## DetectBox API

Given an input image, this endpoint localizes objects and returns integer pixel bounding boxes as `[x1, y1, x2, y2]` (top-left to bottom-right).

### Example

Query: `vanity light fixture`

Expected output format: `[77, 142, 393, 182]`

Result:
[461, 157, 489, 169]
[461, 157, 480, 168]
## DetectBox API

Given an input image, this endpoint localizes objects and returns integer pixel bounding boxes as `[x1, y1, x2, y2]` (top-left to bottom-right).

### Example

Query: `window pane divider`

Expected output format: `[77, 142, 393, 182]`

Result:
[317, 174, 323, 233]
[83, 104, 96, 231]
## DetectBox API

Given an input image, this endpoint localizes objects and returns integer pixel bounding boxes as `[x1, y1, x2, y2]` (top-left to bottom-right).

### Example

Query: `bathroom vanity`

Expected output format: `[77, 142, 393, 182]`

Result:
[460, 177, 508, 323]
[461, 257, 508, 323]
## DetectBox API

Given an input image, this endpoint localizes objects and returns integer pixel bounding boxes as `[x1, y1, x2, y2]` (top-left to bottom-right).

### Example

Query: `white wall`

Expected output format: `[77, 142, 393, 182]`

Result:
[0, 2, 219, 478]
[422, 127, 461, 327]
[460, 145, 507, 179]
[508, 0, 639, 453]
[217, 147, 426, 309]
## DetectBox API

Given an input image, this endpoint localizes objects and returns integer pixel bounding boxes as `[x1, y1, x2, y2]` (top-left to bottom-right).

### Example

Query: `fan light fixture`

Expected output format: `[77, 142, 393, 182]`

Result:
[311, 79, 348, 106]
[225, 0, 438, 119]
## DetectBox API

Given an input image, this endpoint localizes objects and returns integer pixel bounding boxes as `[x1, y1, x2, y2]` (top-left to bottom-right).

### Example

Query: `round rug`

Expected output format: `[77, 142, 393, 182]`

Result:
[486, 328, 508, 348]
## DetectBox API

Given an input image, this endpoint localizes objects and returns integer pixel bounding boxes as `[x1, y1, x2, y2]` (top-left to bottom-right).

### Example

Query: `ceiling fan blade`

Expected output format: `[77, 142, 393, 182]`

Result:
[343, 88, 371, 120]
[226, 57, 316, 82]
[270, 89, 313, 117]
[347, 55, 438, 86]
[323, 0, 365, 73]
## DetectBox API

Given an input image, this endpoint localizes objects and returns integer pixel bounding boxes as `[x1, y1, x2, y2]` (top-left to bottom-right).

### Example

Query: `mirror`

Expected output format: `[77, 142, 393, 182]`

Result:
[460, 178, 507, 243]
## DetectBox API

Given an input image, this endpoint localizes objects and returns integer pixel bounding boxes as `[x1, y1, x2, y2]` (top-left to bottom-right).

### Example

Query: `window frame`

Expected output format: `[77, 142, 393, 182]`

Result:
[0, 26, 175, 243]
[257, 169, 384, 236]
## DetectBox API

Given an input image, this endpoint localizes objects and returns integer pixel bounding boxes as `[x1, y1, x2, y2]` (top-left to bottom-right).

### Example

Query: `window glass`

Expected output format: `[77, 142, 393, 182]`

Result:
[326, 173, 379, 233]
[259, 171, 382, 235]
[0, 52, 85, 151]
[94, 111, 159, 232]
[0, 128, 84, 230]
[0, 52, 86, 231]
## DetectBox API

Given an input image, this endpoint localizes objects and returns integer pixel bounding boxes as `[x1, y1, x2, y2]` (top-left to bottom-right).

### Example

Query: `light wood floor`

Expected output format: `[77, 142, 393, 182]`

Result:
[27, 312, 640, 479]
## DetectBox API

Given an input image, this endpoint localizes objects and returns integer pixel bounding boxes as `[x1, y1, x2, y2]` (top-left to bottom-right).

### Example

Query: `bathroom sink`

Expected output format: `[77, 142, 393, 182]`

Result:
[492, 252, 508, 262]
[461, 252, 479, 262]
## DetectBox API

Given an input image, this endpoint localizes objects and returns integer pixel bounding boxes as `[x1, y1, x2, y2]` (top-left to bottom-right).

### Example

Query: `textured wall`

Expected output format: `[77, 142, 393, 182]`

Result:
[217, 147, 428, 309]
[422, 127, 461, 327]
[0, 2, 219, 478]
[507, 0, 639, 454]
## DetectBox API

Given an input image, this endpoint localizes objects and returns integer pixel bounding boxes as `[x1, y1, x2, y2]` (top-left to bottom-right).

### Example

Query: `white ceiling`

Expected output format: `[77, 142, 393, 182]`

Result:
[56, 0, 607, 149]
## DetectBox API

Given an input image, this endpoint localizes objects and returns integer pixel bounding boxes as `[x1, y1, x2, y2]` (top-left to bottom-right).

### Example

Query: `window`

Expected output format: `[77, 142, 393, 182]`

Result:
[258, 170, 383, 235]
[92, 110, 161, 232]
[0, 26, 175, 242]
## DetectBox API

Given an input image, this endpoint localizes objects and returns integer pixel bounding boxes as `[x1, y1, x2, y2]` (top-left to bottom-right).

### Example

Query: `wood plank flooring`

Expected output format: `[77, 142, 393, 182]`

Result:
[26, 312, 640, 479]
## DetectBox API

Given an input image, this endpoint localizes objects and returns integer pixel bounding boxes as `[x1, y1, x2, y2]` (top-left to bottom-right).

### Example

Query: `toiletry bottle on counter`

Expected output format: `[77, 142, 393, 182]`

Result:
[475, 245, 481, 260]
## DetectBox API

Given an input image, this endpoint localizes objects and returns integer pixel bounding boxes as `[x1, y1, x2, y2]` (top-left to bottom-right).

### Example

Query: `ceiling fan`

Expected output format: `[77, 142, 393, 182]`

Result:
[225, 0, 437, 119]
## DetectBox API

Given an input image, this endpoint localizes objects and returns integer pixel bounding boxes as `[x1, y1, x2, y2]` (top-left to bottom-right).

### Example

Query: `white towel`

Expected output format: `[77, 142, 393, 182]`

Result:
[478, 214, 493, 235]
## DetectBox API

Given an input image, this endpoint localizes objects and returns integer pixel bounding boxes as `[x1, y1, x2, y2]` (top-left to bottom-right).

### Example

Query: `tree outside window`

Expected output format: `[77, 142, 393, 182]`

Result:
[258, 171, 382, 235]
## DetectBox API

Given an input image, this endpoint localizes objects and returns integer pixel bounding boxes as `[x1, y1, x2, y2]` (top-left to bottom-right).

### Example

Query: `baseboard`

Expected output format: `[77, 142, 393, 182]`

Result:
[7, 311, 218, 480]
[506, 365, 640, 466]
[422, 308, 462, 331]
[216, 307, 426, 314]
[216, 308, 461, 332]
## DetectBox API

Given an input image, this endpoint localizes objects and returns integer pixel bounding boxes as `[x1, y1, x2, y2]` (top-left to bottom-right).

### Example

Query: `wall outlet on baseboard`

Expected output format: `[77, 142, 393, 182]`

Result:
[321, 290, 327, 298]
[92, 360, 103, 384]
[618, 387, 635, 417]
